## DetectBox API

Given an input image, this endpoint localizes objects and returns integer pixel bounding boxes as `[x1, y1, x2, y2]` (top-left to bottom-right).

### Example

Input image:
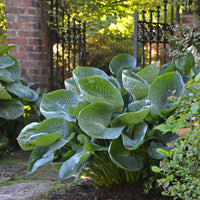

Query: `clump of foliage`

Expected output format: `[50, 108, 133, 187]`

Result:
[0, 45, 42, 158]
[152, 78, 200, 200]
[17, 52, 195, 187]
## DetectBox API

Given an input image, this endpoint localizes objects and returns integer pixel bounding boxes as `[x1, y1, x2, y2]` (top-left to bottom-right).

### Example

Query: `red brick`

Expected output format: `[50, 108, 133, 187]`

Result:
[6, 22, 26, 29]
[17, 0, 37, 7]
[28, 8, 38, 15]
[7, 38, 27, 45]
[28, 38, 42, 45]
[13, 53, 28, 60]
[28, 53, 43, 60]
[6, 31, 17, 38]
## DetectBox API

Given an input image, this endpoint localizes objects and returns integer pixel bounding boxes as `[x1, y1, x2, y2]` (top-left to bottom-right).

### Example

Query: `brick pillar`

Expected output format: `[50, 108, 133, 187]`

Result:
[5, 0, 50, 89]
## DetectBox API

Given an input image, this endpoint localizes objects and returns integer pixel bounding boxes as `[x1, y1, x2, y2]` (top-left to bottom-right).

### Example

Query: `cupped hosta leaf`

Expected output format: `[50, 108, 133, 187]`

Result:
[59, 152, 88, 179]
[30, 131, 62, 146]
[78, 76, 124, 112]
[0, 44, 16, 54]
[108, 137, 143, 171]
[0, 99, 24, 119]
[7, 56, 21, 80]
[33, 118, 74, 140]
[73, 66, 109, 84]
[0, 68, 15, 83]
[6, 83, 39, 101]
[137, 61, 160, 84]
[40, 90, 80, 121]
[68, 101, 90, 119]
[109, 54, 136, 75]
[0, 83, 12, 99]
[17, 122, 39, 150]
[160, 61, 176, 75]
[122, 70, 150, 100]
[148, 141, 171, 159]
[78, 101, 124, 139]
[148, 72, 184, 117]
[112, 100, 152, 126]
[175, 52, 195, 74]
[64, 77, 80, 94]
[122, 123, 148, 150]
[0, 55, 15, 68]
[28, 138, 70, 173]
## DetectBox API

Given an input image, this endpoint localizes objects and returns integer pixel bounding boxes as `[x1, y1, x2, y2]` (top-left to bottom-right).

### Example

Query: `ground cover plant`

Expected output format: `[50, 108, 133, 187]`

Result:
[152, 78, 200, 200]
[0, 45, 42, 158]
[17, 52, 195, 189]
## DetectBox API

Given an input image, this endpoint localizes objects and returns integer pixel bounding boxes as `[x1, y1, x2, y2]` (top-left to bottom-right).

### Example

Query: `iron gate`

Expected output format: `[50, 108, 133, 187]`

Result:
[49, 0, 87, 90]
[134, 0, 181, 67]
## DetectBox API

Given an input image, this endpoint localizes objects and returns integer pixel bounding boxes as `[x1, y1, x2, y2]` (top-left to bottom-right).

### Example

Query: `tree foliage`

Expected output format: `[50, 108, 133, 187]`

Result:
[0, 0, 6, 44]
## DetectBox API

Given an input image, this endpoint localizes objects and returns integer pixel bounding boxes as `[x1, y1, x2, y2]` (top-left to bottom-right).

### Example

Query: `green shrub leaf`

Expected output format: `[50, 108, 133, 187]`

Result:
[0, 44, 16, 54]
[175, 52, 195, 74]
[160, 61, 176, 75]
[64, 77, 80, 94]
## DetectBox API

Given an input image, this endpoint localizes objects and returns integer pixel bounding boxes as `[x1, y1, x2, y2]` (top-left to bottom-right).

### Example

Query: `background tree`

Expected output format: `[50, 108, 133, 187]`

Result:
[0, 0, 6, 44]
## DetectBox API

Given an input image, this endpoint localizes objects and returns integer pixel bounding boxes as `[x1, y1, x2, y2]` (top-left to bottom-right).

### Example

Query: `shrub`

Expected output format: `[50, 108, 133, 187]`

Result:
[0, 45, 42, 158]
[17, 52, 195, 187]
[152, 79, 200, 200]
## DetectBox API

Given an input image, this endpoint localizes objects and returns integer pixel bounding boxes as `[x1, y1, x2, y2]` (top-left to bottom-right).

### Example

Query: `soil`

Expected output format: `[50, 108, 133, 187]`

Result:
[0, 149, 175, 200]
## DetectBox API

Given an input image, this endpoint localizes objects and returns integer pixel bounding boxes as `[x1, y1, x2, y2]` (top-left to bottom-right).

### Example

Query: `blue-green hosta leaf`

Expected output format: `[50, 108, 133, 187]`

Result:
[0, 55, 15, 68]
[28, 138, 70, 173]
[122, 70, 150, 100]
[78, 101, 124, 139]
[122, 123, 148, 150]
[112, 100, 152, 126]
[108, 137, 143, 171]
[0, 83, 11, 99]
[160, 61, 176, 75]
[0, 68, 15, 82]
[6, 83, 38, 101]
[108, 76, 121, 89]
[78, 76, 124, 112]
[73, 66, 109, 84]
[33, 118, 74, 140]
[59, 152, 88, 179]
[7, 56, 21, 80]
[40, 90, 80, 121]
[175, 52, 195, 74]
[0, 99, 24, 119]
[109, 54, 137, 75]
[137, 61, 160, 84]
[30, 131, 62, 146]
[148, 141, 171, 159]
[0, 44, 16, 54]
[17, 122, 39, 150]
[148, 72, 184, 117]
[64, 77, 80, 94]
[68, 101, 90, 119]
[79, 141, 103, 162]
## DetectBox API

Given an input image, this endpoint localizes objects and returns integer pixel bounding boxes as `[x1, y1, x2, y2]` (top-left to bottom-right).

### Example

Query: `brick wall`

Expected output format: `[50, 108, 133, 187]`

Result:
[5, 0, 50, 89]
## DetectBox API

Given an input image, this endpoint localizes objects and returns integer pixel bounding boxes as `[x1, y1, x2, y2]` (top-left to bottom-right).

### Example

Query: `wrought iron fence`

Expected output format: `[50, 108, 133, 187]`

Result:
[134, 0, 181, 67]
[49, 0, 86, 90]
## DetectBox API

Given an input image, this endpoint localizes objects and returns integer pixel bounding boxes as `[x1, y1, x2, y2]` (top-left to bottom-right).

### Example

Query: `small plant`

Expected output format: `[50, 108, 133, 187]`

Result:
[0, 45, 42, 158]
[17, 52, 194, 187]
[152, 79, 200, 200]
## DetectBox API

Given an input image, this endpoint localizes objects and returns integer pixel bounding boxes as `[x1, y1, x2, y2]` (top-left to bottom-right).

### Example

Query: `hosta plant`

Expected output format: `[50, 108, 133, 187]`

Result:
[0, 45, 42, 157]
[18, 53, 194, 187]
